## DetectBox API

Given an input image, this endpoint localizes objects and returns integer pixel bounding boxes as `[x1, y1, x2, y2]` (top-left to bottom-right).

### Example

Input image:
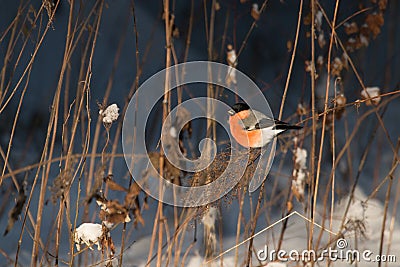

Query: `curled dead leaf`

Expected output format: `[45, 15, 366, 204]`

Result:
[287, 201, 293, 212]
[4, 188, 27, 236]
[97, 199, 131, 226]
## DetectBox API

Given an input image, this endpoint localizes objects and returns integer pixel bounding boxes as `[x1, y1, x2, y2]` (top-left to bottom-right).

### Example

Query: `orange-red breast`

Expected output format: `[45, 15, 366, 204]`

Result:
[228, 103, 302, 148]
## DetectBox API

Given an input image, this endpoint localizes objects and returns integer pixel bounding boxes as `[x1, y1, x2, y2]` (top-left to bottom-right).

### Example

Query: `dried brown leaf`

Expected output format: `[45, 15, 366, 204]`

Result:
[378, 0, 387, 10]
[344, 22, 359, 35]
[287, 201, 293, 212]
[134, 208, 145, 226]
[4, 189, 27, 236]
[104, 175, 128, 192]
[124, 182, 141, 208]
[365, 13, 384, 38]
[251, 7, 260, 21]
[98, 199, 130, 225]
[149, 152, 181, 184]
[303, 12, 312, 25]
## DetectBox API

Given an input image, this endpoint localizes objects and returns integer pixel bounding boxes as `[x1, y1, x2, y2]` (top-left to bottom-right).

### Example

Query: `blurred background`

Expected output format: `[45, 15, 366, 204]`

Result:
[1, 0, 399, 266]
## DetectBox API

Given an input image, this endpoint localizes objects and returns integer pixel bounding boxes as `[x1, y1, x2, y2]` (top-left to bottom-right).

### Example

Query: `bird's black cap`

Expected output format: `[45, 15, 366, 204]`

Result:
[228, 103, 250, 115]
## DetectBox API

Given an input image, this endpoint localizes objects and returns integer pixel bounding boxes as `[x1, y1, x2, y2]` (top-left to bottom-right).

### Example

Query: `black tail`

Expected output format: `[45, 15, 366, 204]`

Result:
[274, 120, 303, 131]
[277, 124, 303, 130]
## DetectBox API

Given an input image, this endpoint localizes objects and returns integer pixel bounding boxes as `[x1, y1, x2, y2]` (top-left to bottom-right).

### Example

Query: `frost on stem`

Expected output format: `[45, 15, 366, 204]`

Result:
[202, 207, 218, 229]
[202, 207, 219, 259]
[315, 10, 323, 30]
[334, 93, 347, 120]
[99, 103, 119, 124]
[347, 200, 366, 222]
[292, 142, 308, 202]
[226, 44, 237, 86]
[74, 223, 103, 251]
[344, 199, 367, 237]
[331, 57, 344, 77]
[361, 87, 381, 106]
[315, 10, 326, 48]
[317, 56, 324, 67]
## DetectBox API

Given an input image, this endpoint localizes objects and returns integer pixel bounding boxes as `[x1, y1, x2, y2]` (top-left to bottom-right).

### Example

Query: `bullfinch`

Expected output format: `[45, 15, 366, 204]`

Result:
[228, 103, 302, 148]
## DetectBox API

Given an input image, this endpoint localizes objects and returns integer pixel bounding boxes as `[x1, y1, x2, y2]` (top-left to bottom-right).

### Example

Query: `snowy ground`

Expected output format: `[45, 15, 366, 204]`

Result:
[120, 186, 400, 267]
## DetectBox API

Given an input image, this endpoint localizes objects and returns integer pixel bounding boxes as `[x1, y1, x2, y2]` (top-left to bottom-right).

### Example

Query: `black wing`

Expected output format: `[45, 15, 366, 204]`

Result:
[252, 117, 276, 130]
[253, 118, 302, 131]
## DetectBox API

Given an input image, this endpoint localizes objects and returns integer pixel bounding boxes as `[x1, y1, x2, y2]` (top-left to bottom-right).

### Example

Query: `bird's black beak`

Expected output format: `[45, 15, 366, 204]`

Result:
[228, 109, 235, 116]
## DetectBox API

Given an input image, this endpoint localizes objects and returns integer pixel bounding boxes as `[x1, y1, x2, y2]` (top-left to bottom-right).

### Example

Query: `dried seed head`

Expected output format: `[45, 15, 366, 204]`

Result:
[361, 87, 381, 105]
[335, 94, 346, 106]
[99, 104, 119, 124]
[251, 4, 260, 21]
[344, 22, 359, 35]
